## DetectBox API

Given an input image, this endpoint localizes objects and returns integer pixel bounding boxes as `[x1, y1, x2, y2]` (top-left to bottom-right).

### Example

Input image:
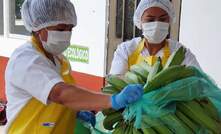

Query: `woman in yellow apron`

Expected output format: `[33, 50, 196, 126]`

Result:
[4, 0, 144, 133]
[110, 0, 201, 75]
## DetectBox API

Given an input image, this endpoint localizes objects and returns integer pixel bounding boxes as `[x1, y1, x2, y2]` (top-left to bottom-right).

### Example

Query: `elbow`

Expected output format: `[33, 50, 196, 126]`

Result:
[48, 82, 70, 105]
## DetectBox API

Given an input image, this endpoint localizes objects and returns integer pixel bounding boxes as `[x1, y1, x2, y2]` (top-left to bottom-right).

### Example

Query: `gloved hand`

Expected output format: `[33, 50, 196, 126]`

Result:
[77, 111, 96, 127]
[111, 84, 143, 110]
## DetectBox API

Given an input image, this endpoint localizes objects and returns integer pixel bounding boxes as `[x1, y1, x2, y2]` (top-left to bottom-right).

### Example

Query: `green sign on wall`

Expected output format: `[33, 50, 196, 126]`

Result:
[64, 45, 89, 64]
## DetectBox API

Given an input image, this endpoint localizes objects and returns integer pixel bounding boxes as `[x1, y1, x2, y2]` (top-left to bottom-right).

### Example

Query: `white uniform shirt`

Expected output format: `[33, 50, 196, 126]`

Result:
[110, 37, 201, 75]
[4, 42, 63, 132]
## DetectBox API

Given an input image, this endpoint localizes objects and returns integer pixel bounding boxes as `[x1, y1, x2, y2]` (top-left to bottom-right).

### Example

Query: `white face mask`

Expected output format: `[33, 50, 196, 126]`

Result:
[142, 21, 169, 44]
[41, 30, 72, 55]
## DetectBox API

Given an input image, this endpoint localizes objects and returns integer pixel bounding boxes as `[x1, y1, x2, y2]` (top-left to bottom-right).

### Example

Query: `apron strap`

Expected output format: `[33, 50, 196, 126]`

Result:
[128, 39, 145, 67]
[31, 36, 74, 83]
[145, 41, 171, 66]
[128, 38, 171, 67]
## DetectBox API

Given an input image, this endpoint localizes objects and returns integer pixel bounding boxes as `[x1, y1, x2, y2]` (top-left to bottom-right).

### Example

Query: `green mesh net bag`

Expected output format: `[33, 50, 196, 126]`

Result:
[123, 67, 221, 133]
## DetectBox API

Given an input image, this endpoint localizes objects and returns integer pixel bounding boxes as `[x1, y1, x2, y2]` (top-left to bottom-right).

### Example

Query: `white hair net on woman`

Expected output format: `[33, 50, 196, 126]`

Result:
[21, 0, 77, 32]
[134, 0, 176, 29]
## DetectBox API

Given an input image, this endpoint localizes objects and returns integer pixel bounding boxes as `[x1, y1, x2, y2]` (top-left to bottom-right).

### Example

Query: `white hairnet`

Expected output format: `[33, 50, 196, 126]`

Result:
[21, 0, 77, 32]
[134, 0, 176, 29]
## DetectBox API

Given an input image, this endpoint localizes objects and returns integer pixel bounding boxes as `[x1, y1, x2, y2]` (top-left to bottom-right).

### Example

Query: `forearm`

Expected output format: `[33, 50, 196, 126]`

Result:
[49, 82, 112, 111]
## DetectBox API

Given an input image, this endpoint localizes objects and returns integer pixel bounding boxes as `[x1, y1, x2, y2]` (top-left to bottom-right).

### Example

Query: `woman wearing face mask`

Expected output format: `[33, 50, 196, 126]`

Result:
[4, 0, 144, 133]
[110, 0, 201, 75]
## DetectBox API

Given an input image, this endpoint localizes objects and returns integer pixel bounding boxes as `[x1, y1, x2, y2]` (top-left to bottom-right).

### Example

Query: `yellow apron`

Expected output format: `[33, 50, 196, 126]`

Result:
[8, 36, 76, 134]
[128, 39, 171, 67]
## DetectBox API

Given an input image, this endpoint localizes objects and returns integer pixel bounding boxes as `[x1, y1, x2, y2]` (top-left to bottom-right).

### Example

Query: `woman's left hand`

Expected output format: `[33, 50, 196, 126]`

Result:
[77, 111, 96, 127]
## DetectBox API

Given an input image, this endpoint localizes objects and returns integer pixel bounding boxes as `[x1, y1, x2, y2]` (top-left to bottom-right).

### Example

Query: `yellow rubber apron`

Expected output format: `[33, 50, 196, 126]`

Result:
[8, 36, 76, 134]
[128, 39, 171, 67]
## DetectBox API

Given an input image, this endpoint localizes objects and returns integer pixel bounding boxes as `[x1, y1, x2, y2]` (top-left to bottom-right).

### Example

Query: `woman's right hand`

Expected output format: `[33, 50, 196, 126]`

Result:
[111, 84, 143, 110]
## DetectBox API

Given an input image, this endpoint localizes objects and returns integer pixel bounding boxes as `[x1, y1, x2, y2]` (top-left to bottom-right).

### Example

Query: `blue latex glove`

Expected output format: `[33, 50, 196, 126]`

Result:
[111, 84, 143, 110]
[77, 111, 96, 127]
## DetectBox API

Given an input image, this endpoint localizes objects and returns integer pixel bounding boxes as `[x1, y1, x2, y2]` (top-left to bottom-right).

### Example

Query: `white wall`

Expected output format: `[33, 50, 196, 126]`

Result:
[70, 0, 107, 77]
[180, 0, 221, 87]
